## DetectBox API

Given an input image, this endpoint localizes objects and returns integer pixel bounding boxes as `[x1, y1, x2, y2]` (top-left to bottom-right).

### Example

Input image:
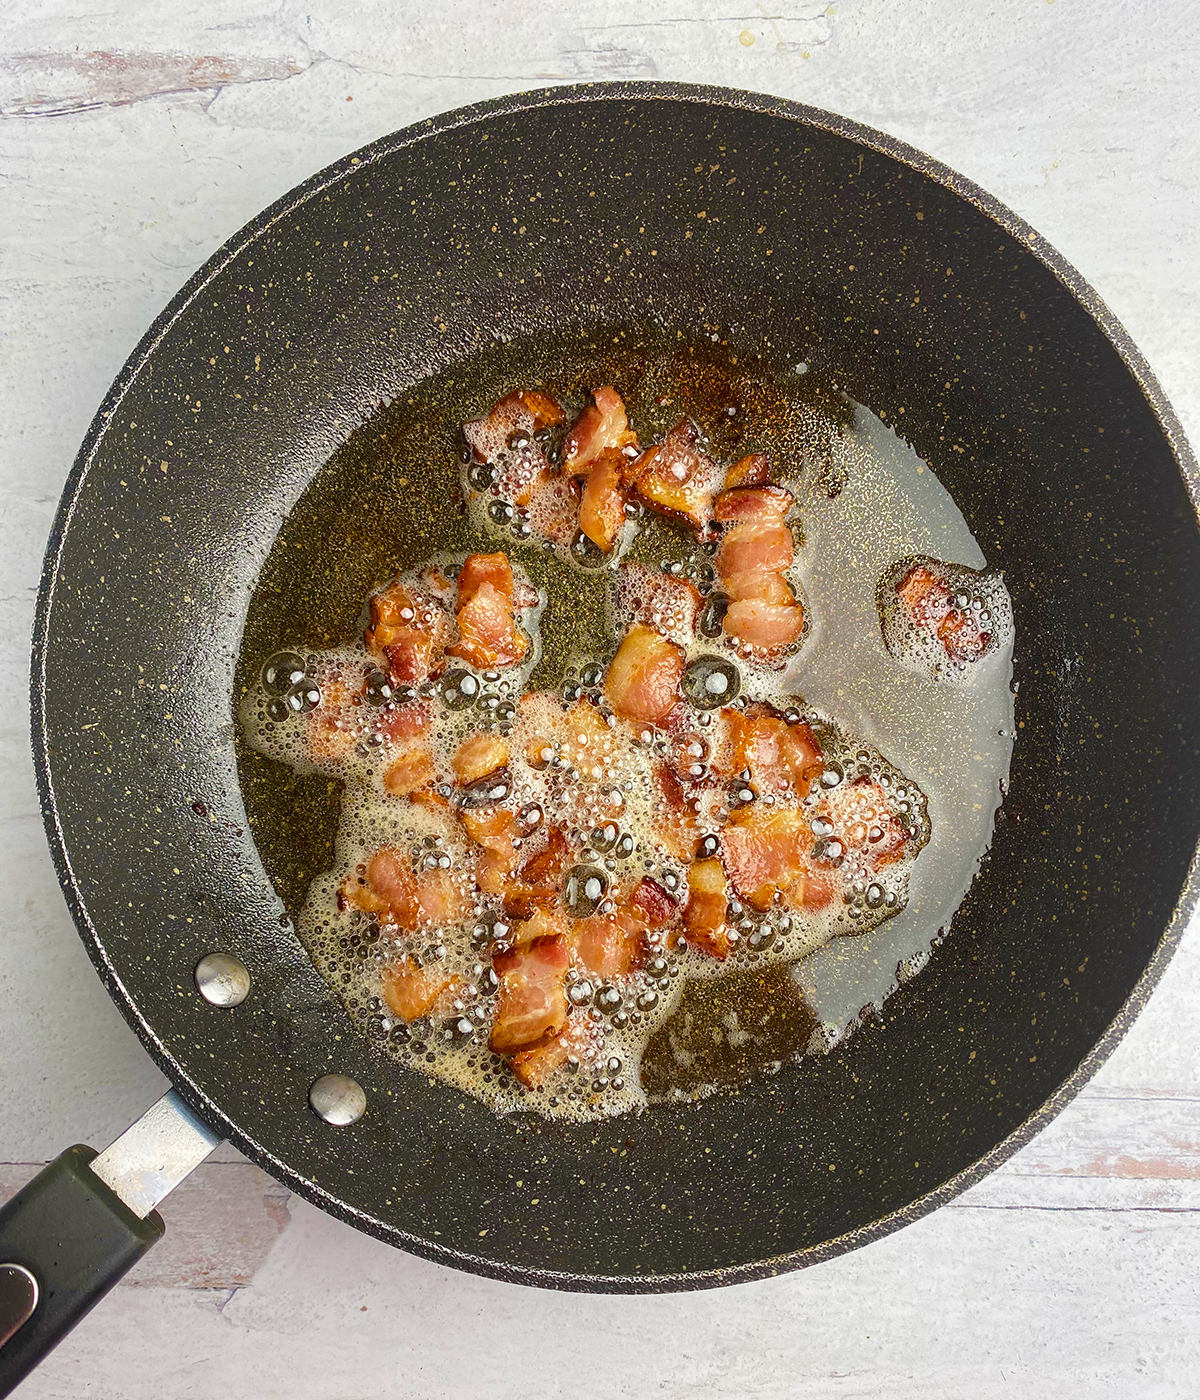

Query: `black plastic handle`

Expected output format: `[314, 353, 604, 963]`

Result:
[0, 1146, 163, 1396]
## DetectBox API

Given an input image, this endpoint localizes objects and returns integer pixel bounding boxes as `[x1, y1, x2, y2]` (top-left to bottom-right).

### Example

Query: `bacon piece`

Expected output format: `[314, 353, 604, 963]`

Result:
[526, 472, 581, 550]
[448, 580, 528, 669]
[460, 806, 518, 894]
[895, 563, 993, 664]
[604, 624, 685, 725]
[573, 910, 645, 978]
[463, 390, 565, 507]
[627, 876, 678, 930]
[342, 849, 465, 931]
[720, 807, 813, 912]
[383, 747, 437, 797]
[716, 520, 794, 578]
[713, 485, 793, 524]
[650, 761, 698, 863]
[683, 857, 731, 959]
[628, 419, 725, 532]
[937, 608, 992, 663]
[503, 825, 572, 919]
[512, 906, 572, 945]
[723, 598, 806, 650]
[722, 570, 797, 605]
[509, 1015, 593, 1088]
[457, 552, 515, 605]
[378, 701, 431, 743]
[452, 731, 510, 784]
[724, 452, 773, 489]
[726, 712, 822, 796]
[489, 936, 571, 1054]
[380, 956, 459, 1023]
[821, 776, 910, 868]
[563, 386, 637, 476]
[613, 561, 701, 639]
[578, 448, 628, 552]
[365, 581, 451, 685]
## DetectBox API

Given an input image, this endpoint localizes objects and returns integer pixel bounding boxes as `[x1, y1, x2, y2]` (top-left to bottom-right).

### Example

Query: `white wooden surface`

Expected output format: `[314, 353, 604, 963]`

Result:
[2, 2, 1199, 1396]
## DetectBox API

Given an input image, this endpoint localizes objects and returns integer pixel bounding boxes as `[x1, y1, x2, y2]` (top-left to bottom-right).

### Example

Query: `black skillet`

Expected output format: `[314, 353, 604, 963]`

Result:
[2, 82, 1198, 1393]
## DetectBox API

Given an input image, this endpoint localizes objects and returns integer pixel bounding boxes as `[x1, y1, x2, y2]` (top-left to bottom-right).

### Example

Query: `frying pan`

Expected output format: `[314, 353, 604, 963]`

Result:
[2, 81, 1198, 1391]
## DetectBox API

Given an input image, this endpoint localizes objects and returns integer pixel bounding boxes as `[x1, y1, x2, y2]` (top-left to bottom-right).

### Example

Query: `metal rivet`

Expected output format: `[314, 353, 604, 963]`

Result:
[194, 953, 251, 1007]
[309, 1074, 366, 1126]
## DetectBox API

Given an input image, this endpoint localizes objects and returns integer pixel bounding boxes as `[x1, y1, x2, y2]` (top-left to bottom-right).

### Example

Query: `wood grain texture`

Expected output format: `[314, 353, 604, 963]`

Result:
[1, 0, 1198, 1395]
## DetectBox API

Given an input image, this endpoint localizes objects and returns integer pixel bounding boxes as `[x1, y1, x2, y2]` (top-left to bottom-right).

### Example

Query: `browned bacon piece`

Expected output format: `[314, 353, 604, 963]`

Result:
[460, 807, 518, 895]
[896, 563, 993, 664]
[572, 911, 645, 978]
[452, 731, 510, 784]
[489, 936, 571, 1054]
[715, 499, 806, 655]
[724, 452, 774, 489]
[713, 485, 793, 524]
[563, 386, 637, 476]
[683, 857, 731, 959]
[626, 418, 724, 533]
[578, 447, 628, 553]
[820, 776, 910, 869]
[463, 390, 566, 507]
[447, 552, 528, 670]
[365, 581, 451, 685]
[614, 561, 702, 639]
[380, 956, 460, 1022]
[719, 807, 829, 913]
[604, 624, 685, 725]
[503, 825, 572, 920]
[725, 711, 822, 797]
[627, 876, 678, 930]
[341, 849, 467, 931]
[509, 1014, 594, 1088]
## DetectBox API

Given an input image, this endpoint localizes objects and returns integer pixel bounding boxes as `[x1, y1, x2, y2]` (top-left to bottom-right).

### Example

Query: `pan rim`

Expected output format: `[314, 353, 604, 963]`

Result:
[30, 78, 1200, 1293]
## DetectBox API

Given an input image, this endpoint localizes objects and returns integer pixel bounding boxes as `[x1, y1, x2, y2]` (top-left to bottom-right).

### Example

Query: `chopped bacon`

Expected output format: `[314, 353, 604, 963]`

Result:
[512, 906, 571, 945]
[726, 712, 822, 796]
[457, 552, 516, 605]
[896, 563, 993, 664]
[627, 419, 725, 533]
[937, 607, 992, 662]
[452, 731, 510, 784]
[383, 746, 437, 797]
[463, 390, 565, 507]
[683, 857, 731, 959]
[380, 956, 459, 1023]
[578, 448, 628, 552]
[713, 485, 793, 524]
[447, 579, 528, 669]
[460, 806, 518, 894]
[720, 807, 813, 912]
[489, 936, 571, 1054]
[722, 570, 797, 606]
[526, 473, 582, 551]
[342, 849, 466, 931]
[724, 598, 806, 650]
[563, 386, 637, 476]
[627, 876, 678, 930]
[509, 1014, 593, 1088]
[573, 910, 645, 978]
[614, 561, 701, 639]
[378, 701, 431, 743]
[365, 581, 451, 685]
[821, 776, 910, 868]
[716, 520, 794, 579]
[604, 624, 685, 725]
[652, 762, 699, 863]
[503, 825, 572, 919]
[724, 452, 773, 489]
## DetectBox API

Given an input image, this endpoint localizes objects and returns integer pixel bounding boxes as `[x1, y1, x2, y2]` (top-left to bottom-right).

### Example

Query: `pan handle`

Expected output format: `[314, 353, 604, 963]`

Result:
[0, 1091, 220, 1396]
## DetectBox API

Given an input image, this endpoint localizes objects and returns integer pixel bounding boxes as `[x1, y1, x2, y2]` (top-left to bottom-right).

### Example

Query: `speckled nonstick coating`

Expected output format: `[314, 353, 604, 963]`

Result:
[31, 83, 1200, 1291]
